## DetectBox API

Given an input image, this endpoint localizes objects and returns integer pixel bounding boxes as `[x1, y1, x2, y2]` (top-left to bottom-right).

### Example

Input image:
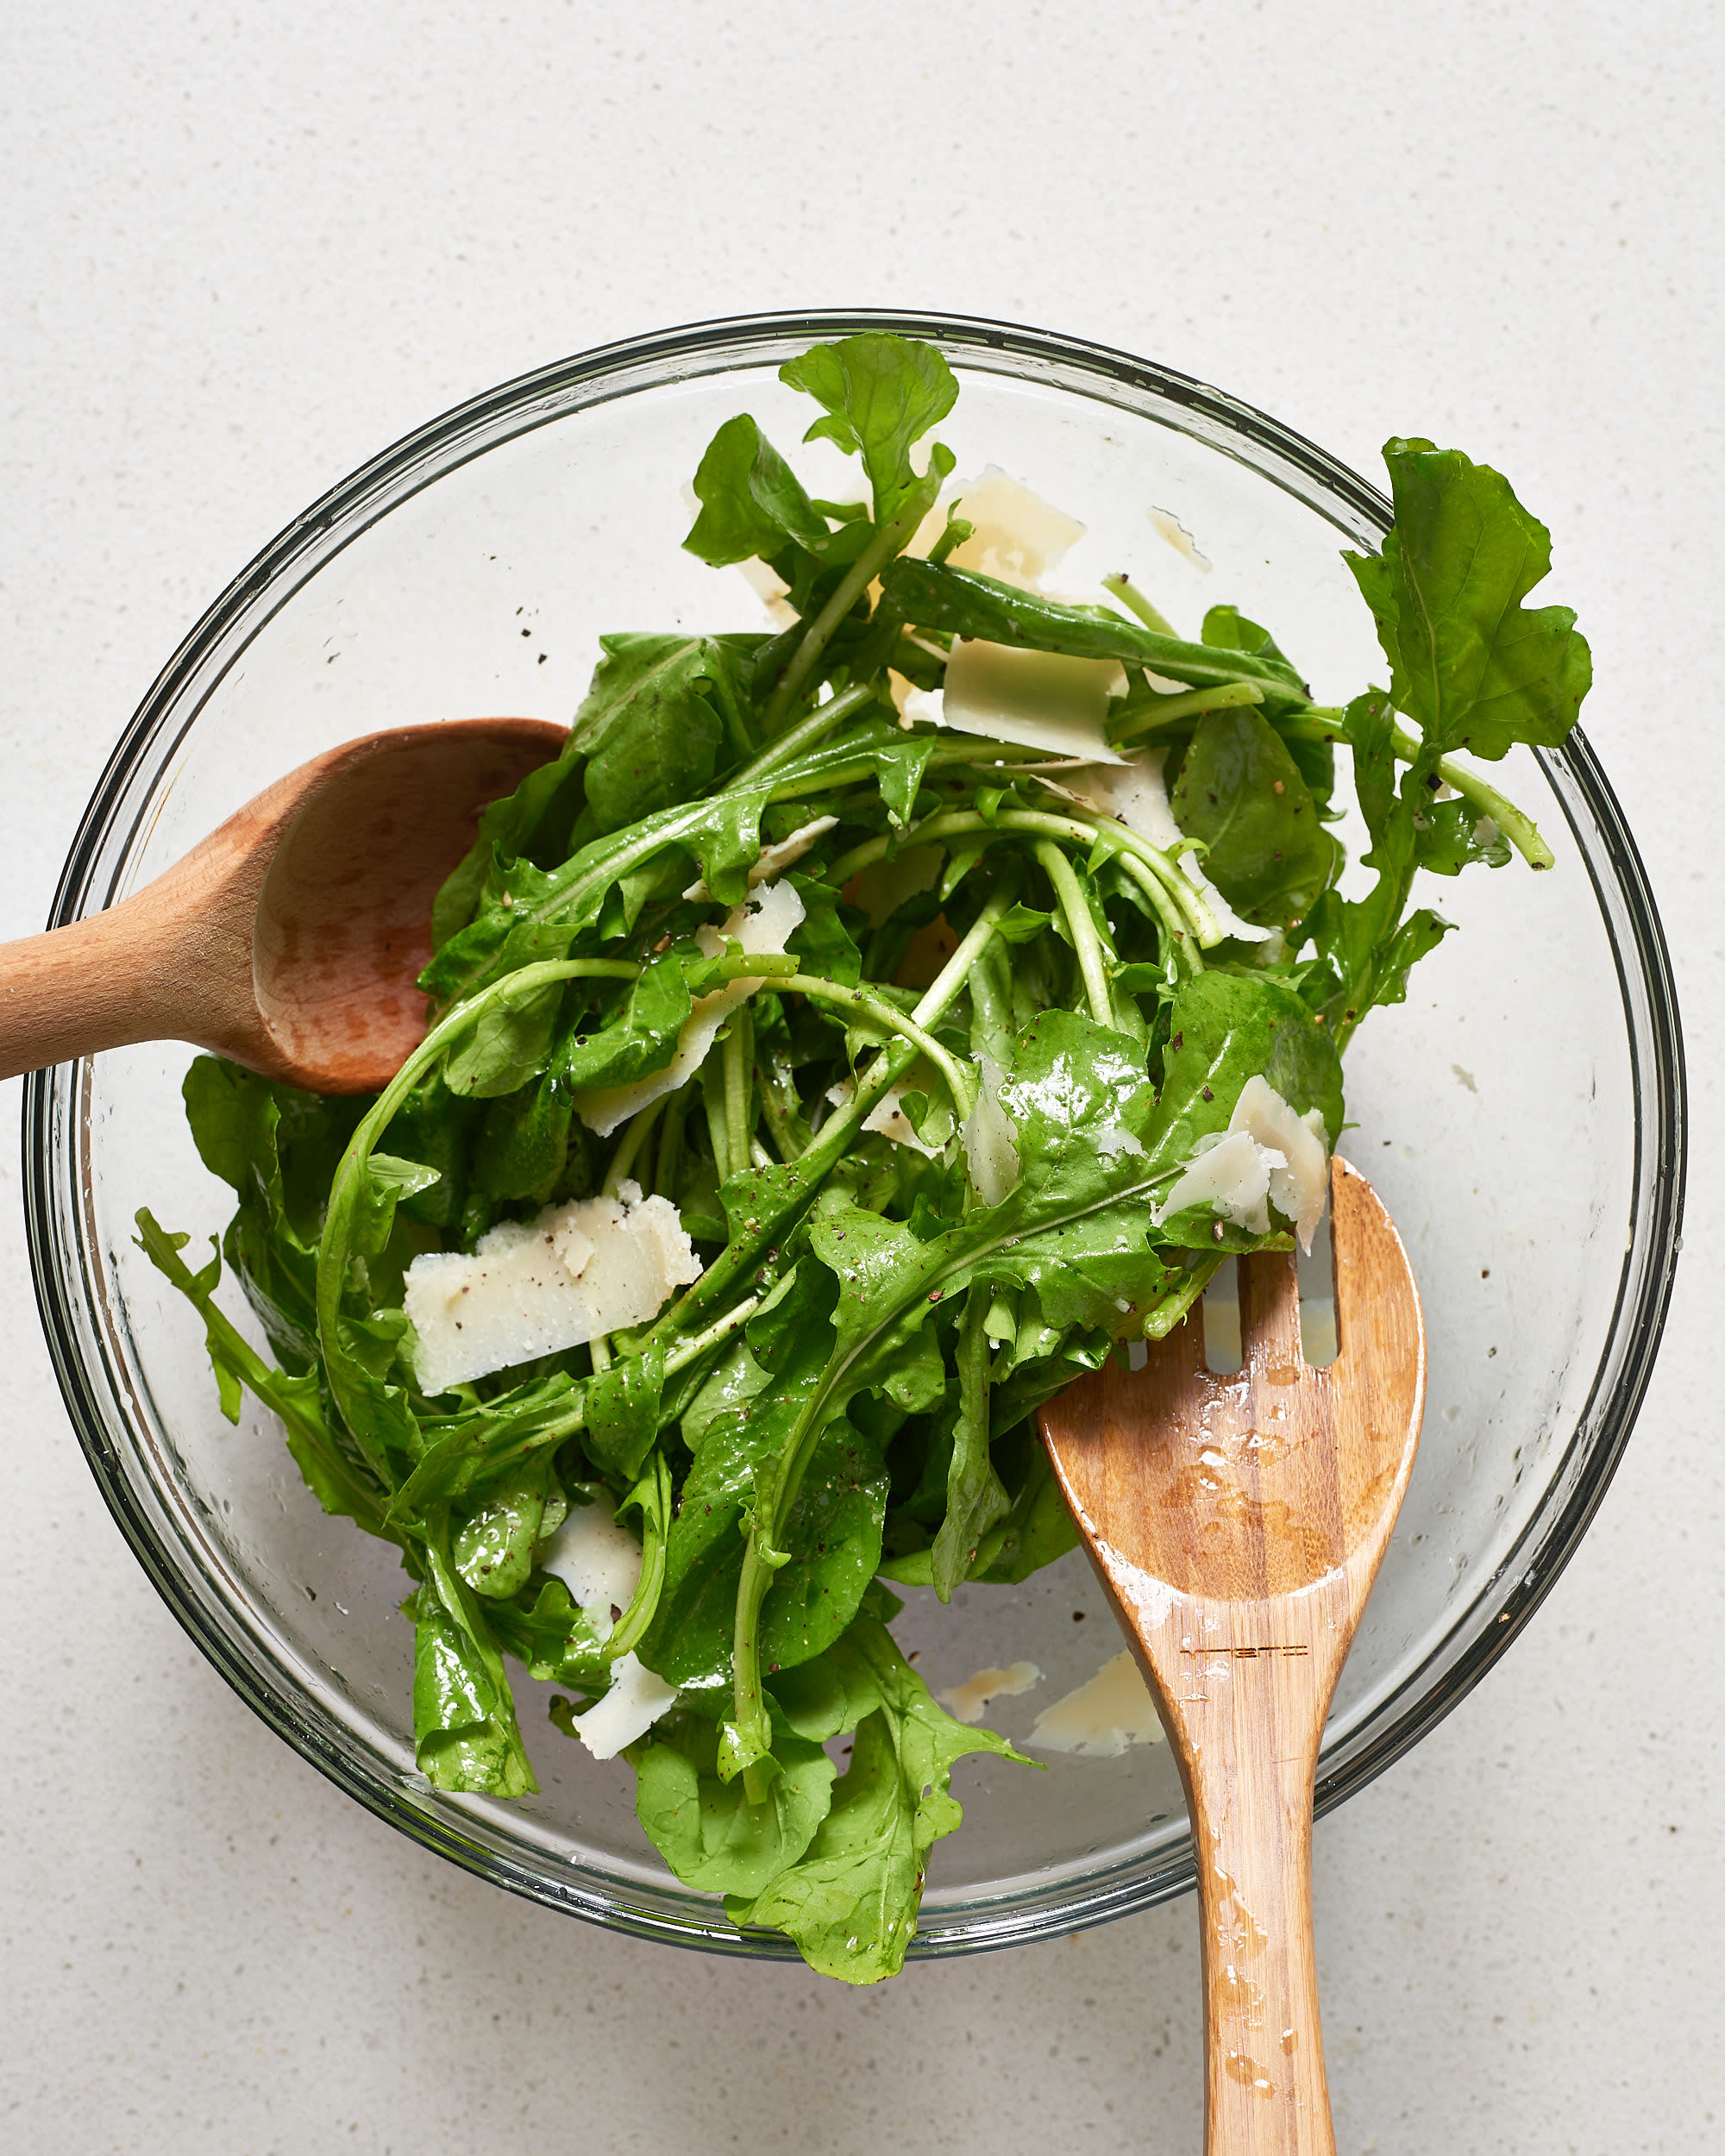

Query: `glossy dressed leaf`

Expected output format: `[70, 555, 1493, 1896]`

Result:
[453, 1457, 555, 1600]
[683, 413, 831, 567]
[1171, 707, 1339, 926]
[1344, 438, 1590, 761]
[779, 333, 958, 519]
[731, 1616, 1026, 1984]
[635, 1709, 837, 1898]
[881, 560, 1305, 694]
[558, 954, 692, 1094]
[411, 1545, 538, 1797]
[583, 1342, 667, 1482]
[573, 634, 755, 825]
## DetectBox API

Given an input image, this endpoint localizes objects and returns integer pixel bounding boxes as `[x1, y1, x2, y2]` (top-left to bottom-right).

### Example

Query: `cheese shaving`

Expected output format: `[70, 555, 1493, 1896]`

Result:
[404, 1185, 700, 1395]
[1026, 1651, 1164, 1757]
[575, 880, 805, 1136]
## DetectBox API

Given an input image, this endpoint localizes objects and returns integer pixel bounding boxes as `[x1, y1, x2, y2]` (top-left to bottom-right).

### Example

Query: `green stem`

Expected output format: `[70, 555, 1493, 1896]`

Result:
[643, 887, 1022, 1352]
[762, 483, 942, 732]
[603, 1451, 673, 1664]
[1102, 570, 1176, 636]
[653, 1090, 687, 1199]
[724, 1005, 755, 1175]
[662, 1293, 761, 1377]
[1296, 707, 1554, 871]
[1111, 677, 1264, 742]
[603, 1096, 666, 1196]
[825, 804, 1221, 948]
[734, 680, 876, 785]
[1105, 846, 1203, 975]
[1032, 840, 1114, 1026]
[777, 973, 975, 1121]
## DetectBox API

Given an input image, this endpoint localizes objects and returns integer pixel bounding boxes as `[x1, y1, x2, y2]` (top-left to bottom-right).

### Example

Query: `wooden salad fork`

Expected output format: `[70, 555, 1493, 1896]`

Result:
[1040, 1156, 1425, 2156]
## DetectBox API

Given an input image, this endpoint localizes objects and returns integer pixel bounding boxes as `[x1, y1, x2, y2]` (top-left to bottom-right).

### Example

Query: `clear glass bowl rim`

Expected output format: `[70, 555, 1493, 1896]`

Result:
[21, 307, 1688, 1962]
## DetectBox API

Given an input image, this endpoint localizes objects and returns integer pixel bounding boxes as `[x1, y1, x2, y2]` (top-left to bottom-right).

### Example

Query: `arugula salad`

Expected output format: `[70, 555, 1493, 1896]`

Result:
[141, 334, 1588, 1984]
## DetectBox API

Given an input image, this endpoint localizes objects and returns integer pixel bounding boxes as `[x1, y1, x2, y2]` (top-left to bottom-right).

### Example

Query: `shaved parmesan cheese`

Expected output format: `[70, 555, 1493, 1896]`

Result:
[960, 1052, 1021, 1205]
[1095, 1125, 1144, 1159]
[938, 467, 1086, 591]
[737, 555, 798, 629]
[575, 881, 805, 1135]
[937, 1660, 1043, 1726]
[1229, 1074, 1330, 1251]
[1061, 749, 1184, 849]
[404, 1186, 700, 1394]
[825, 1075, 945, 1157]
[568, 1651, 679, 1761]
[906, 641, 1127, 763]
[682, 816, 837, 903]
[538, 1489, 643, 1633]
[1026, 1650, 1164, 1757]
[846, 844, 942, 929]
[1152, 1075, 1331, 1250]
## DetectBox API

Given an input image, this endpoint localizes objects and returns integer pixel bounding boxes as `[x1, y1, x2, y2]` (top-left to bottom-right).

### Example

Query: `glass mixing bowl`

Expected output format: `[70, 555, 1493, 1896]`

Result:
[23, 311, 1684, 1959]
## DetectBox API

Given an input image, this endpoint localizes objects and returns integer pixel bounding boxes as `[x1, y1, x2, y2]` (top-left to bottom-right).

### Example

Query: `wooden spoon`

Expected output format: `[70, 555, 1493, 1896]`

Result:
[0, 717, 564, 1093]
[1039, 1156, 1425, 2156]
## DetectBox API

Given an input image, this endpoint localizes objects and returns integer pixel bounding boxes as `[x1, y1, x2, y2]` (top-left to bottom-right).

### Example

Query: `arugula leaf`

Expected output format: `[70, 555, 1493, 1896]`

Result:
[411, 1537, 538, 1797]
[881, 559, 1306, 695]
[929, 1286, 1007, 1602]
[779, 334, 958, 521]
[1344, 438, 1591, 760]
[1170, 707, 1339, 926]
[730, 1615, 1026, 1983]
[572, 634, 757, 822]
[1301, 689, 1456, 1042]
[453, 1457, 558, 1600]
[1148, 970, 1344, 1158]
[683, 413, 831, 566]
[633, 1708, 836, 1897]
[582, 1341, 667, 1482]
[558, 954, 692, 1095]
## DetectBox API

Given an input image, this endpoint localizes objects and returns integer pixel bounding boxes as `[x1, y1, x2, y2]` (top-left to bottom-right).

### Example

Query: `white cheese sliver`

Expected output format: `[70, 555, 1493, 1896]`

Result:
[960, 1051, 1021, 1205]
[1155, 1127, 1280, 1236]
[1229, 1074, 1330, 1251]
[682, 815, 837, 903]
[569, 1651, 679, 1761]
[824, 1075, 944, 1158]
[1026, 1650, 1164, 1757]
[944, 643, 1127, 759]
[937, 1660, 1043, 1727]
[404, 1186, 700, 1394]
[941, 467, 1086, 590]
[1151, 1075, 1331, 1251]
[906, 641, 1127, 764]
[538, 1489, 644, 1633]
[575, 880, 805, 1136]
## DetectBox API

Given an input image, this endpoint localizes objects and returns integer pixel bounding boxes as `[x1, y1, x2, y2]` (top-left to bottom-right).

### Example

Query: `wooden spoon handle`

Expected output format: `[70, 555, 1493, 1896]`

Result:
[1183, 1689, 1334, 2155]
[0, 882, 243, 1080]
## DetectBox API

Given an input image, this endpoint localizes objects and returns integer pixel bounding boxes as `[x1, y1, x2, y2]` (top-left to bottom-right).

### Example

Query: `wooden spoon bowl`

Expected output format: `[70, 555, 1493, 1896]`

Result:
[1040, 1156, 1425, 2155]
[0, 717, 564, 1093]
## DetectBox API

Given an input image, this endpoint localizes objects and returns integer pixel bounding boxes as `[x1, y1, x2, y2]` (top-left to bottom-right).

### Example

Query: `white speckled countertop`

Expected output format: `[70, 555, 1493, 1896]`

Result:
[2, 8, 1719, 2149]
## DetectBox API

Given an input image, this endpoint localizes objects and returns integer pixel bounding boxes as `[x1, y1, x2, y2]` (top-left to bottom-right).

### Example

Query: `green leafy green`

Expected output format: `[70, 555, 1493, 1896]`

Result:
[1345, 439, 1591, 760]
[728, 1616, 1026, 1984]
[778, 334, 958, 520]
[1170, 706, 1339, 926]
[152, 341, 1588, 1985]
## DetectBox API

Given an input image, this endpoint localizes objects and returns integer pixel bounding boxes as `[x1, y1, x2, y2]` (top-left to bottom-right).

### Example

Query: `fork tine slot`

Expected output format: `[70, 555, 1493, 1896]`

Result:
[1239, 1245, 1302, 1371]
[1156, 1303, 1210, 1383]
